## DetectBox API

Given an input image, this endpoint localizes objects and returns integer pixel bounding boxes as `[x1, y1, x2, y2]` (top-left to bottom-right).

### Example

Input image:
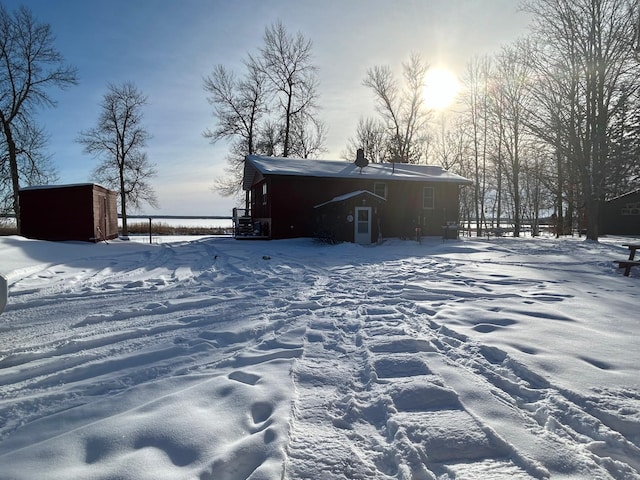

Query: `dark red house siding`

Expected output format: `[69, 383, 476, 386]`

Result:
[249, 175, 463, 240]
[600, 190, 640, 235]
[19, 184, 118, 242]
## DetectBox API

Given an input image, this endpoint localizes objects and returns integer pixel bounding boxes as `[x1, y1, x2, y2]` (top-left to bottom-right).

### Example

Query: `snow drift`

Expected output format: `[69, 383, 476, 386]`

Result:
[0, 234, 639, 479]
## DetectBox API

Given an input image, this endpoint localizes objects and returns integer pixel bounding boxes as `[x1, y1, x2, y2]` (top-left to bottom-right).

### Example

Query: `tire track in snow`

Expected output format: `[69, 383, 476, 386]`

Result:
[410, 274, 640, 478]
[408, 268, 640, 480]
[285, 255, 640, 479]
[285, 261, 539, 478]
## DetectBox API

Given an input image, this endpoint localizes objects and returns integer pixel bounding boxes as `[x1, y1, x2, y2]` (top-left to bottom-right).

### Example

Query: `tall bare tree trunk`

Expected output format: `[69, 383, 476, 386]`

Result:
[3, 122, 21, 233]
[119, 169, 128, 238]
[555, 140, 564, 238]
[0, 5, 77, 229]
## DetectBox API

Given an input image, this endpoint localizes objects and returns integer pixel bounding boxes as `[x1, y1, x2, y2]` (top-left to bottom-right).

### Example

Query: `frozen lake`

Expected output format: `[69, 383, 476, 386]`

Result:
[122, 216, 233, 229]
[2, 216, 234, 229]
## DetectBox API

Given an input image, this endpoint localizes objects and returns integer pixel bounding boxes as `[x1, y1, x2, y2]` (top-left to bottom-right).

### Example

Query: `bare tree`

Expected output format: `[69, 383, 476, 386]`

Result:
[258, 20, 321, 158]
[289, 115, 326, 159]
[518, 139, 555, 236]
[204, 61, 267, 157]
[525, 45, 575, 236]
[492, 41, 539, 237]
[343, 117, 387, 163]
[204, 60, 268, 203]
[607, 84, 640, 195]
[77, 82, 157, 238]
[523, 0, 640, 240]
[0, 4, 77, 231]
[204, 20, 324, 200]
[460, 55, 492, 234]
[364, 52, 431, 163]
[1, 118, 57, 214]
[431, 114, 471, 172]
[255, 119, 281, 157]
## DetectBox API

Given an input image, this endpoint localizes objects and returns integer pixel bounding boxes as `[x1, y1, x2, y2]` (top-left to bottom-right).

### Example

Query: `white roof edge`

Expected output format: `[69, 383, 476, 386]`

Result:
[314, 190, 387, 209]
[606, 188, 640, 202]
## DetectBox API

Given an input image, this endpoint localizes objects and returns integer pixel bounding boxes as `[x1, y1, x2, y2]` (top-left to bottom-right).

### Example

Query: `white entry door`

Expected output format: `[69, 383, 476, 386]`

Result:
[354, 206, 372, 245]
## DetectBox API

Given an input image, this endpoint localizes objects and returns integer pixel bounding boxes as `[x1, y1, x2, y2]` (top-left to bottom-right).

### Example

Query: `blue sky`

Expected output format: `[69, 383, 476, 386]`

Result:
[3, 0, 529, 216]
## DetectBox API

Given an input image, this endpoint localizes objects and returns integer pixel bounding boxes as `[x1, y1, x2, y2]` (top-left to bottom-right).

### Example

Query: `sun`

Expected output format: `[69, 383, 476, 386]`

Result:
[422, 68, 460, 110]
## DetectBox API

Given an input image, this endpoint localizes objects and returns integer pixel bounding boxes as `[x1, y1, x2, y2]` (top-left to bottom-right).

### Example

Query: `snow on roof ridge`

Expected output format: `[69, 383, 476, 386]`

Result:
[19, 182, 113, 191]
[244, 155, 471, 189]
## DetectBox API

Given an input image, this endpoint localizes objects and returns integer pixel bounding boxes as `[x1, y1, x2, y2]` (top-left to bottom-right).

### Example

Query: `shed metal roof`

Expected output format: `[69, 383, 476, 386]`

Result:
[19, 183, 112, 192]
[243, 155, 472, 190]
[314, 190, 387, 209]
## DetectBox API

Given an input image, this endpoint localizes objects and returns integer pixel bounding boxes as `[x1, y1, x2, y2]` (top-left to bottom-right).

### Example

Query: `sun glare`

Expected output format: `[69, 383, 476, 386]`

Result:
[423, 68, 460, 110]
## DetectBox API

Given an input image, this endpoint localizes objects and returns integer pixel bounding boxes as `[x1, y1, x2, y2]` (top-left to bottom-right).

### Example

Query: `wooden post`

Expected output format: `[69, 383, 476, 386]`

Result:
[0, 274, 7, 314]
[149, 217, 152, 244]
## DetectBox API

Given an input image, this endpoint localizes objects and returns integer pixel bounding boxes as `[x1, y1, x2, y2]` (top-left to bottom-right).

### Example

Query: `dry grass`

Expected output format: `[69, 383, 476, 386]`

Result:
[125, 221, 231, 236]
[0, 222, 231, 237]
[0, 225, 17, 235]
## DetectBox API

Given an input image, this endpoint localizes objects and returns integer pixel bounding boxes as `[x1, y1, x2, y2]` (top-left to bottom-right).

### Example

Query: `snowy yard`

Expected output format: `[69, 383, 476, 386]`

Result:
[0, 234, 639, 479]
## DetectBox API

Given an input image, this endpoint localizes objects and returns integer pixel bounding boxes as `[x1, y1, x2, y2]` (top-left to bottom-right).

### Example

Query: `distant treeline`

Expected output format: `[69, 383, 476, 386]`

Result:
[0, 225, 17, 235]
[0, 220, 232, 237]
[127, 221, 231, 236]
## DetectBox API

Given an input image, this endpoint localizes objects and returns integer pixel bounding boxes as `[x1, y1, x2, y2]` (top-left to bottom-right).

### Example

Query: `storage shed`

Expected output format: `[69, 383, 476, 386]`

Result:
[19, 183, 119, 242]
[600, 189, 640, 236]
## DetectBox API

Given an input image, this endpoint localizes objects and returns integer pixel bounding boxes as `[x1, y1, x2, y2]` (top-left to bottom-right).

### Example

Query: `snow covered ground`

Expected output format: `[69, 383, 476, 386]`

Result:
[0, 234, 639, 479]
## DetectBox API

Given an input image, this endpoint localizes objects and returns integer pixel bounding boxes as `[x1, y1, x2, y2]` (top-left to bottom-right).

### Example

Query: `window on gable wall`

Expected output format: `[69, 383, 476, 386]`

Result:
[422, 186, 434, 209]
[262, 183, 268, 205]
[374, 182, 387, 199]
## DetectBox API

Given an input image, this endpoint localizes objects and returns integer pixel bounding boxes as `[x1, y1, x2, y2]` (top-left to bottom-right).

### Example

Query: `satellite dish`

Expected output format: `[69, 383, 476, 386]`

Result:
[355, 148, 369, 172]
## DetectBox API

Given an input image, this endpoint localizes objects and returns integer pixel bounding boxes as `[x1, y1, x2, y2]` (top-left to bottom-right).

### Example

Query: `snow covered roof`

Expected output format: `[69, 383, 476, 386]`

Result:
[314, 190, 387, 209]
[243, 155, 472, 190]
[606, 188, 640, 202]
[19, 183, 112, 192]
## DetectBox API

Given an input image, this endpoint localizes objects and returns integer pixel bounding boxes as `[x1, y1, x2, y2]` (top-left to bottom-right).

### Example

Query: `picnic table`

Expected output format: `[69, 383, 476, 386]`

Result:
[623, 244, 640, 260]
[615, 244, 640, 276]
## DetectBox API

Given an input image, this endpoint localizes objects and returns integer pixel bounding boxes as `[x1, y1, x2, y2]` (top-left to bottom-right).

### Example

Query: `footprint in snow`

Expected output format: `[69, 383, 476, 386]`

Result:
[373, 357, 431, 380]
[227, 370, 261, 385]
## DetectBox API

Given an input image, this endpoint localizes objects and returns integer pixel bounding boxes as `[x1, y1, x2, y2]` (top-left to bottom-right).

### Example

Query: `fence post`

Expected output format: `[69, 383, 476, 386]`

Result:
[0, 274, 7, 314]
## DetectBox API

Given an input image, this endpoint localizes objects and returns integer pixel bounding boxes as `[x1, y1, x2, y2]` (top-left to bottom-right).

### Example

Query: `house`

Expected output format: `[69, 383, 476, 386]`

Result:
[238, 154, 472, 244]
[19, 183, 119, 242]
[600, 189, 640, 235]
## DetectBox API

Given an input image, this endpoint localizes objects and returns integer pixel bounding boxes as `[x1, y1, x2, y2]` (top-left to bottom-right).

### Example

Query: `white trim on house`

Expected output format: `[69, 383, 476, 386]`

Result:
[313, 190, 387, 209]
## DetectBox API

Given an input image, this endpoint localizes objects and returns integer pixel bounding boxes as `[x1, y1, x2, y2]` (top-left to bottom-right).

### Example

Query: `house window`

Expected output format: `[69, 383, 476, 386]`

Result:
[422, 186, 434, 209]
[262, 182, 268, 205]
[374, 182, 387, 199]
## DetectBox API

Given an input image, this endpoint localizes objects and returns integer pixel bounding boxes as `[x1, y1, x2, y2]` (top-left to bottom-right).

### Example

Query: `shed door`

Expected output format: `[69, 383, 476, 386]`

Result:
[354, 207, 372, 245]
[101, 197, 107, 240]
